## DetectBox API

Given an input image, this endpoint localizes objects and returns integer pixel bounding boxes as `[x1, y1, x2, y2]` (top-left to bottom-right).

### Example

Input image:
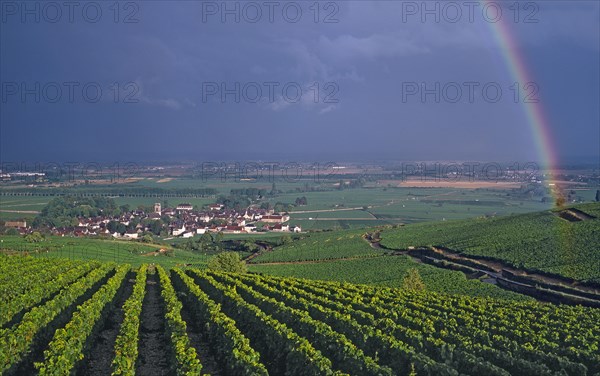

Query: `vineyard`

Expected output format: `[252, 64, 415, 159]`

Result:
[1, 256, 599, 375]
[250, 229, 383, 263]
[249, 255, 530, 300]
[380, 203, 600, 282]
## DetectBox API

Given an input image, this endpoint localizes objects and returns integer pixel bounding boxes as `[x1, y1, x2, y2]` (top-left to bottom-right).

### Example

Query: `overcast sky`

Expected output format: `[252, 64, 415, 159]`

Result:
[1, 1, 598, 164]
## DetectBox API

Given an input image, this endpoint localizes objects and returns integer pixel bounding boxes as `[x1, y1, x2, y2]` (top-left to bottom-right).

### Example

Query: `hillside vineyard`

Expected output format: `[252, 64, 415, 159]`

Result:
[1, 257, 598, 375]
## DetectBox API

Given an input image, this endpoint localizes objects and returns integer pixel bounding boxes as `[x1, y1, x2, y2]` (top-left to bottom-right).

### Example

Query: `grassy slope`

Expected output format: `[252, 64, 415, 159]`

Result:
[250, 255, 530, 301]
[250, 228, 383, 263]
[0, 235, 207, 268]
[380, 203, 600, 282]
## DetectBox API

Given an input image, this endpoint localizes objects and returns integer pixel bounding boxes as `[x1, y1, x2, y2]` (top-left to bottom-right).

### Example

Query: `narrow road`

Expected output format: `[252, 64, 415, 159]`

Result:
[137, 274, 173, 376]
[0, 209, 40, 214]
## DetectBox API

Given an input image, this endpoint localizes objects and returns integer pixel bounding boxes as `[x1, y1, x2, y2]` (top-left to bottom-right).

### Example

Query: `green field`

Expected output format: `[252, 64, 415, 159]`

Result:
[249, 255, 530, 300]
[2, 180, 557, 230]
[289, 218, 397, 231]
[290, 209, 375, 219]
[274, 187, 552, 218]
[0, 197, 47, 220]
[380, 202, 600, 282]
[113, 196, 213, 209]
[0, 235, 207, 268]
[251, 228, 382, 263]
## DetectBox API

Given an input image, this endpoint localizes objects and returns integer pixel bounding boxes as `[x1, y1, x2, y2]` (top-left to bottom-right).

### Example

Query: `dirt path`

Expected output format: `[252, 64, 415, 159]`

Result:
[137, 274, 174, 376]
[291, 207, 366, 214]
[557, 208, 596, 222]
[429, 246, 600, 294]
[176, 284, 221, 375]
[0, 209, 40, 214]
[81, 273, 135, 375]
[392, 245, 600, 305]
[364, 231, 382, 250]
[365, 232, 423, 263]
[244, 241, 273, 263]
[0, 203, 47, 207]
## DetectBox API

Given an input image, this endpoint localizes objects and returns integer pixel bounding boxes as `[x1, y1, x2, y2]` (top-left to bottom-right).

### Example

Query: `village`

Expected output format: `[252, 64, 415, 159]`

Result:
[3, 202, 301, 239]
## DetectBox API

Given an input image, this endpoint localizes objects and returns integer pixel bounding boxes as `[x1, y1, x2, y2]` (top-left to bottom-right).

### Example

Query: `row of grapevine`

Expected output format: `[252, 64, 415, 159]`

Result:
[171, 269, 269, 375]
[206, 271, 394, 375]
[222, 271, 463, 375]
[189, 271, 343, 375]
[291, 274, 597, 372]
[111, 264, 147, 375]
[155, 265, 204, 375]
[36, 265, 130, 374]
[321, 278, 600, 369]
[248, 255, 529, 300]
[2, 255, 599, 376]
[222, 271, 518, 375]
[282, 274, 600, 374]
[1, 262, 95, 327]
[0, 256, 53, 284]
[211, 273, 599, 375]
[0, 258, 82, 304]
[0, 263, 114, 373]
[0, 260, 80, 302]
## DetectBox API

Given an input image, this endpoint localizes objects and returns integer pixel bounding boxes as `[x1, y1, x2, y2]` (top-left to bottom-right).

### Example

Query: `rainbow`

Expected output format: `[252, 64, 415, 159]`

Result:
[483, 0, 558, 184]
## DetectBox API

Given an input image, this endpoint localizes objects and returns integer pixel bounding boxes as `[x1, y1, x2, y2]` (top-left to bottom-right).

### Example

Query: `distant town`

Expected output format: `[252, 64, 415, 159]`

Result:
[4, 202, 301, 239]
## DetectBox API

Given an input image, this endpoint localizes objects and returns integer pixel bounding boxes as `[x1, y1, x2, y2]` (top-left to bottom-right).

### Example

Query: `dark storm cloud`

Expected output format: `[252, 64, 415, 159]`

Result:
[1, 1, 598, 163]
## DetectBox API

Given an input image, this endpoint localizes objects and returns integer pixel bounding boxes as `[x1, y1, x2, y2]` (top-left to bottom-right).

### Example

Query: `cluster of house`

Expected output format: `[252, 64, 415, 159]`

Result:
[163, 203, 300, 239]
[5, 203, 301, 238]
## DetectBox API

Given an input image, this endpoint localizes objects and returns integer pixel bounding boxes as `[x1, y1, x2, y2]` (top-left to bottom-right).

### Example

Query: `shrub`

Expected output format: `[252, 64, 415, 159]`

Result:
[402, 268, 426, 292]
[208, 252, 247, 273]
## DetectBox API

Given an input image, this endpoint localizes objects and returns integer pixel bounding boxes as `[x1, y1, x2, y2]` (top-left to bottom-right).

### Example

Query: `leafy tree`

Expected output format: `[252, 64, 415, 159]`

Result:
[274, 202, 294, 213]
[243, 241, 259, 253]
[4, 227, 19, 236]
[295, 196, 308, 206]
[118, 223, 127, 234]
[25, 231, 44, 243]
[34, 196, 119, 228]
[402, 268, 426, 292]
[214, 231, 224, 250]
[199, 232, 213, 251]
[217, 195, 252, 211]
[183, 238, 196, 251]
[149, 220, 164, 236]
[140, 234, 154, 243]
[207, 252, 247, 273]
[279, 234, 292, 245]
[107, 221, 126, 234]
